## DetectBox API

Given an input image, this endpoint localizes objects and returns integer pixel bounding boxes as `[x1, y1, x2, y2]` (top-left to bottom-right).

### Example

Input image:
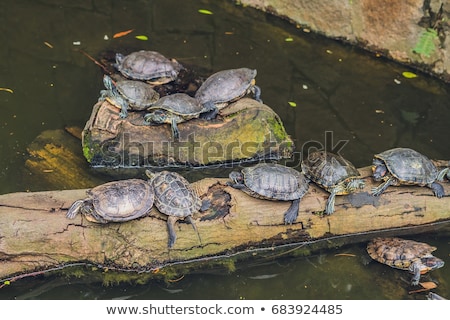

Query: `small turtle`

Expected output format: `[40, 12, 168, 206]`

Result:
[301, 151, 365, 215]
[227, 163, 310, 224]
[195, 67, 262, 119]
[144, 93, 212, 140]
[66, 179, 154, 223]
[100, 75, 160, 118]
[146, 170, 209, 248]
[367, 237, 445, 285]
[371, 147, 448, 198]
[115, 50, 182, 84]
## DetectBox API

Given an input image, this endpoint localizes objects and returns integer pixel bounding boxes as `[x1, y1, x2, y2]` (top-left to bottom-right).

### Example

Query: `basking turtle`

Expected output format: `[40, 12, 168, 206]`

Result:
[227, 163, 310, 224]
[367, 237, 445, 285]
[100, 75, 160, 118]
[144, 93, 212, 140]
[66, 179, 154, 223]
[371, 147, 448, 198]
[301, 151, 365, 215]
[115, 50, 182, 84]
[146, 170, 209, 248]
[195, 67, 262, 119]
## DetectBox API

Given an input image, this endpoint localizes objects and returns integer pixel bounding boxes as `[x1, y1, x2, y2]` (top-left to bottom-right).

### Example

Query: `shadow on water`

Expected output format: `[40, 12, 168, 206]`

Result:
[0, 0, 449, 299]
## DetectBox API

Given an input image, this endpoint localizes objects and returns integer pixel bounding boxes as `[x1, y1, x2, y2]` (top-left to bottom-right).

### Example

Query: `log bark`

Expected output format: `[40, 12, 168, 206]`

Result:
[1, 166, 449, 282]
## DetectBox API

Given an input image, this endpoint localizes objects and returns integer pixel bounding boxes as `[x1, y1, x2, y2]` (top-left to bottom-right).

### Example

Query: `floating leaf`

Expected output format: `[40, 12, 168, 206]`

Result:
[198, 9, 213, 15]
[0, 88, 13, 93]
[44, 41, 53, 48]
[135, 35, 149, 41]
[113, 29, 134, 38]
[285, 37, 294, 42]
[3, 281, 10, 285]
[288, 101, 297, 107]
[413, 28, 438, 57]
[402, 71, 418, 79]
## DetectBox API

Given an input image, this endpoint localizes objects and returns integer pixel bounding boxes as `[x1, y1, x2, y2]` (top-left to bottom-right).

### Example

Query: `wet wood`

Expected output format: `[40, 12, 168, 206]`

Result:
[0, 166, 449, 281]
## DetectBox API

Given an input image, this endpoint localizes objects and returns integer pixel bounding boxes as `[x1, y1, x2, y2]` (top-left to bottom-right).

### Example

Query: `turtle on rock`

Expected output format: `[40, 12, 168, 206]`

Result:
[367, 237, 445, 285]
[114, 50, 182, 85]
[146, 170, 210, 248]
[301, 151, 365, 215]
[371, 147, 449, 198]
[195, 67, 262, 119]
[66, 179, 154, 223]
[99, 75, 160, 118]
[227, 163, 310, 224]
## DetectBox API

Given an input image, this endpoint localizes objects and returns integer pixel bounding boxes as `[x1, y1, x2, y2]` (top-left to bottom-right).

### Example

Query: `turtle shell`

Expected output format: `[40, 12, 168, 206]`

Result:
[367, 237, 439, 271]
[195, 68, 257, 108]
[82, 179, 153, 222]
[373, 147, 438, 185]
[115, 50, 182, 83]
[150, 171, 201, 218]
[301, 151, 360, 193]
[115, 79, 160, 109]
[241, 163, 309, 201]
[147, 93, 205, 118]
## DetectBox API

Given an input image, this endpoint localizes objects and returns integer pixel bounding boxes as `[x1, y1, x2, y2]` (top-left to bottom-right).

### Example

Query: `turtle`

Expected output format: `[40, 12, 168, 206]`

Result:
[143, 93, 213, 140]
[146, 170, 209, 248]
[195, 67, 262, 119]
[227, 163, 310, 224]
[301, 151, 365, 215]
[99, 75, 160, 118]
[66, 179, 154, 223]
[366, 237, 445, 285]
[371, 147, 448, 198]
[114, 50, 183, 85]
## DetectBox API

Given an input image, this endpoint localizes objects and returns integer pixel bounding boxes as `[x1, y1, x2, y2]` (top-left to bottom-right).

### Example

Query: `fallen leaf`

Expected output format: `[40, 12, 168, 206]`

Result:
[285, 37, 294, 42]
[198, 9, 213, 15]
[0, 88, 13, 93]
[44, 41, 53, 48]
[334, 253, 356, 257]
[288, 101, 297, 107]
[419, 281, 438, 290]
[135, 35, 149, 41]
[402, 71, 418, 79]
[113, 29, 134, 38]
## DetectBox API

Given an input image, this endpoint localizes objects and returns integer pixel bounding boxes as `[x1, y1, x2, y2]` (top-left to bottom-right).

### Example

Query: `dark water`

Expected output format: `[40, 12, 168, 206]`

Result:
[0, 0, 449, 299]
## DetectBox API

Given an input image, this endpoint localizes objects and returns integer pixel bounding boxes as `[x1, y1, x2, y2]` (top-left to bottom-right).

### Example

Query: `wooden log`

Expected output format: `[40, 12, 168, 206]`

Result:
[1, 166, 449, 282]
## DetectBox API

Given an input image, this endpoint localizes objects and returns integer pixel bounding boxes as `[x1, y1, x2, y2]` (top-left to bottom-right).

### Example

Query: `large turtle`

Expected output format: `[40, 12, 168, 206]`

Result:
[143, 93, 212, 140]
[115, 50, 182, 85]
[195, 67, 262, 119]
[146, 170, 209, 248]
[367, 237, 445, 285]
[371, 147, 448, 198]
[99, 75, 160, 118]
[301, 151, 365, 215]
[227, 163, 310, 224]
[66, 179, 154, 223]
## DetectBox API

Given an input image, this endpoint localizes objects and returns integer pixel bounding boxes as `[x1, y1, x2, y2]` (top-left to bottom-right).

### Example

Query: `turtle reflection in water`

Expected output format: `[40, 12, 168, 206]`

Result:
[367, 237, 445, 285]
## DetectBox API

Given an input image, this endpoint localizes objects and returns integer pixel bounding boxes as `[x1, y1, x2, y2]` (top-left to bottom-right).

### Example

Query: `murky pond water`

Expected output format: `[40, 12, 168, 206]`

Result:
[0, 0, 449, 299]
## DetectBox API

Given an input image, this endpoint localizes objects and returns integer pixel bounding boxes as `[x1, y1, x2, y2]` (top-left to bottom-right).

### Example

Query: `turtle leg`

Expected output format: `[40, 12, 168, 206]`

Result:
[324, 191, 337, 215]
[371, 177, 395, 196]
[284, 198, 300, 224]
[410, 261, 422, 286]
[436, 167, 450, 181]
[252, 85, 263, 103]
[66, 200, 85, 219]
[171, 117, 180, 141]
[166, 215, 179, 248]
[429, 181, 445, 198]
[199, 101, 219, 120]
[185, 216, 202, 246]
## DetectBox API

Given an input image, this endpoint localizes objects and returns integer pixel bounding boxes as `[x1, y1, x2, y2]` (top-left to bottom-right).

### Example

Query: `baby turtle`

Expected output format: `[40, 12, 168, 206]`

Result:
[66, 179, 154, 223]
[367, 237, 445, 285]
[195, 67, 262, 119]
[227, 163, 310, 224]
[301, 151, 365, 215]
[146, 170, 209, 248]
[115, 50, 182, 85]
[144, 93, 212, 140]
[100, 75, 160, 118]
[371, 147, 448, 198]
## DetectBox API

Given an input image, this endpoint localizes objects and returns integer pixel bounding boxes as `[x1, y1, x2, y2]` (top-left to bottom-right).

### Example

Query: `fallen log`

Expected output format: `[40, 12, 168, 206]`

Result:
[0, 166, 449, 283]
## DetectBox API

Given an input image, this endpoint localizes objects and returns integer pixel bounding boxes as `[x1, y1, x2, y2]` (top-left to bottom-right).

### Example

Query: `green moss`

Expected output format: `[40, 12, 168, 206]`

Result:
[267, 116, 289, 142]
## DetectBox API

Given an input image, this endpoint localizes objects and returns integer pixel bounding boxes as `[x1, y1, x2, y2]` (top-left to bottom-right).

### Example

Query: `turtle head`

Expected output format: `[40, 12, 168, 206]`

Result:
[372, 158, 387, 181]
[419, 256, 445, 272]
[102, 74, 115, 91]
[115, 53, 125, 66]
[144, 110, 168, 125]
[229, 171, 244, 184]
